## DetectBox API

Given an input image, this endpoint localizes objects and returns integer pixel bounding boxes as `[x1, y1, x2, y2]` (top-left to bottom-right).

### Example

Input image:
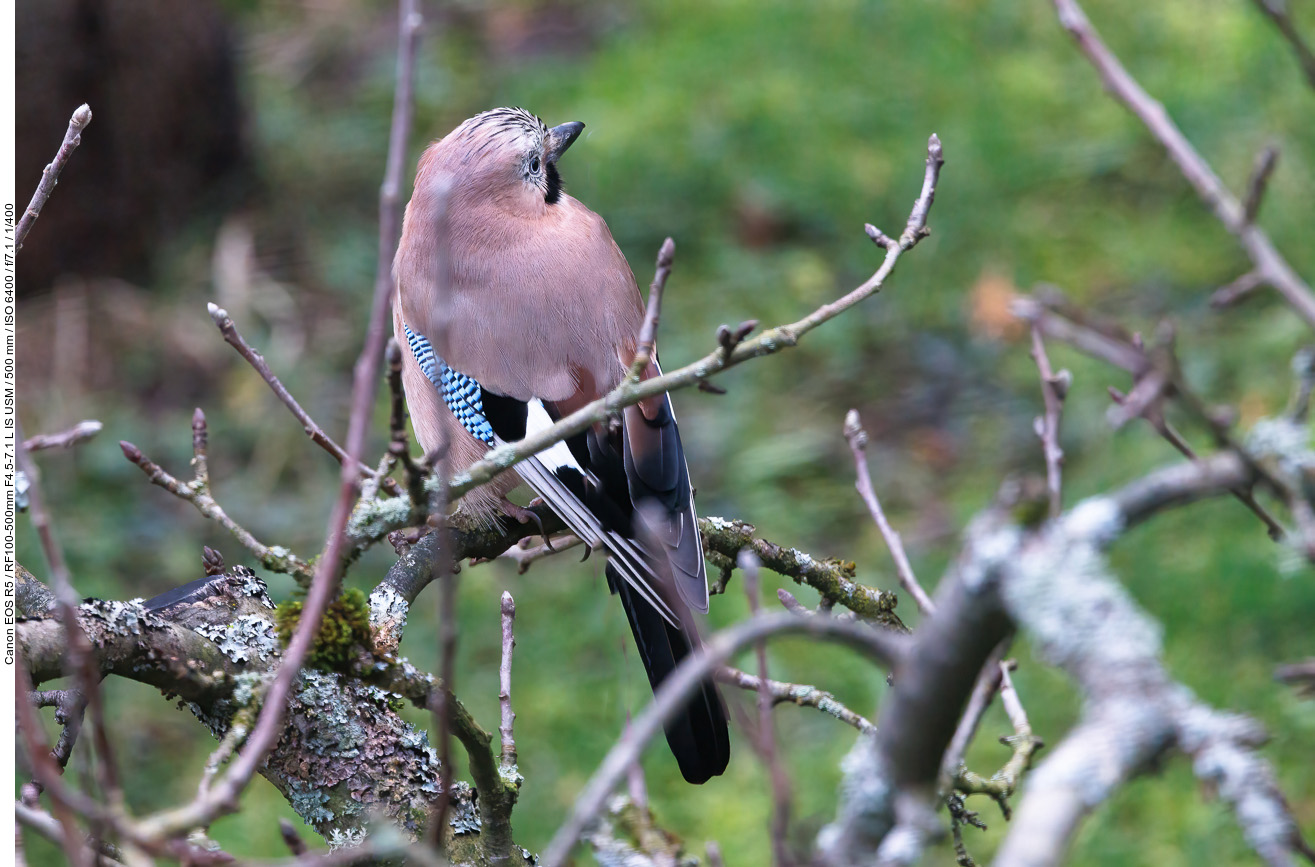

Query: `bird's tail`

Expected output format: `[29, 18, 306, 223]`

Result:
[607, 560, 730, 784]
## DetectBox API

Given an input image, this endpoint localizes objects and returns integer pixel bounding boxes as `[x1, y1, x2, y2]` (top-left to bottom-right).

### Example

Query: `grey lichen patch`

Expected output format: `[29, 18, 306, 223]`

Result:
[287, 779, 337, 825]
[232, 670, 269, 706]
[295, 670, 368, 757]
[349, 495, 414, 540]
[326, 827, 369, 851]
[1248, 416, 1315, 479]
[260, 665, 459, 845]
[227, 565, 276, 608]
[186, 697, 236, 739]
[260, 545, 303, 573]
[195, 614, 279, 664]
[80, 598, 160, 639]
[1006, 523, 1161, 672]
[817, 733, 896, 861]
[369, 583, 410, 653]
[449, 781, 481, 835]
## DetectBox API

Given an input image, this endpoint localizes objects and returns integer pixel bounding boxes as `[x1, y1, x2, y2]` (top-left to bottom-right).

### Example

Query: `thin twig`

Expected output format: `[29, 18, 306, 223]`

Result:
[843, 410, 933, 615]
[1211, 270, 1266, 309]
[1053, 0, 1315, 328]
[628, 237, 675, 380]
[16, 802, 125, 867]
[498, 591, 518, 770]
[23, 421, 103, 453]
[277, 819, 307, 856]
[497, 534, 583, 573]
[1019, 293, 1288, 540]
[16, 104, 92, 249]
[1242, 143, 1280, 226]
[1250, 0, 1315, 91]
[940, 643, 1008, 783]
[206, 302, 398, 495]
[952, 661, 1044, 819]
[1029, 324, 1069, 518]
[541, 613, 905, 867]
[740, 552, 794, 867]
[714, 666, 876, 734]
[386, 337, 427, 506]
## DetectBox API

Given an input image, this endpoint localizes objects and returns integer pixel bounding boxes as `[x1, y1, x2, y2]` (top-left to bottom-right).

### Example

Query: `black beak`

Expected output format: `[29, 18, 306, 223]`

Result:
[546, 121, 585, 162]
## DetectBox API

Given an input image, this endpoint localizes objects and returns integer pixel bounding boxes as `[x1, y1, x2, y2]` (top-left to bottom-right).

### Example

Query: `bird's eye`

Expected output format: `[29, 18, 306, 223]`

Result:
[529, 155, 541, 174]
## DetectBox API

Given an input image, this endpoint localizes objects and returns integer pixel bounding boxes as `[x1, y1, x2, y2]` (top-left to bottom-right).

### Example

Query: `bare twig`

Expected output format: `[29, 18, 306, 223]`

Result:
[1211, 270, 1266, 309]
[1018, 293, 1288, 540]
[447, 134, 944, 505]
[277, 819, 307, 856]
[541, 613, 905, 867]
[1250, 0, 1315, 91]
[1053, 0, 1315, 328]
[1275, 659, 1315, 697]
[206, 302, 398, 495]
[119, 437, 315, 583]
[740, 552, 794, 867]
[628, 237, 675, 380]
[1242, 143, 1280, 226]
[940, 644, 1008, 784]
[775, 588, 813, 616]
[952, 661, 1043, 819]
[386, 337, 427, 506]
[843, 410, 933, 615]
[714, 666, 876, 734]
[497, 534, 582, 572]
[498, 591, 518, 770]
[16, 104, 92, 249]
[1029, 324, 1069, 518]
[23, 420, 103, 453]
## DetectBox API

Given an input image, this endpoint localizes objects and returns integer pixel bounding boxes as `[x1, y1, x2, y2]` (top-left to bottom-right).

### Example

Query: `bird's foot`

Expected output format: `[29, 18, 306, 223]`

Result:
[498, 497, 548, 539]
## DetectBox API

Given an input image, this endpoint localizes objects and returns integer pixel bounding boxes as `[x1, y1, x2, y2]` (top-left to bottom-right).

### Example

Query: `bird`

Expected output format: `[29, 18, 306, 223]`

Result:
[391, 107, 730, 784]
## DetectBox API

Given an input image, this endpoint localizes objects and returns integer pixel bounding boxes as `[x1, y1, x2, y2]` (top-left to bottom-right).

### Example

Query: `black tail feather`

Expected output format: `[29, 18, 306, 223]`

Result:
[608, 561, 730, 784]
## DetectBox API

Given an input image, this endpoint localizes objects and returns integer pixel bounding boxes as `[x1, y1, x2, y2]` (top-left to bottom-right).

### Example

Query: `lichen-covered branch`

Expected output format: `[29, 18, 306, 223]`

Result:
[700, 516, 904, 630]
[18, 568, 507, 859]
[715, 666, 876, 734]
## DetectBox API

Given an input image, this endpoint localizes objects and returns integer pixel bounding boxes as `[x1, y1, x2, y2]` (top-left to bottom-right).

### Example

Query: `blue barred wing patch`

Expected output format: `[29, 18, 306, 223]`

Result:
[403, 325, 496, 446]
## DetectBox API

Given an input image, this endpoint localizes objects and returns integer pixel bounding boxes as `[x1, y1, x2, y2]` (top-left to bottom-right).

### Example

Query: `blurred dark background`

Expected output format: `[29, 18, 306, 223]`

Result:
[15, 0, 1314, 863]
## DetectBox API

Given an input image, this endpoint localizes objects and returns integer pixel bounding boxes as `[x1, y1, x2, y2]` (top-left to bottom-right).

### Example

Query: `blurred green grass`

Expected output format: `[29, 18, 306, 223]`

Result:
[16, 0, 1315, 863]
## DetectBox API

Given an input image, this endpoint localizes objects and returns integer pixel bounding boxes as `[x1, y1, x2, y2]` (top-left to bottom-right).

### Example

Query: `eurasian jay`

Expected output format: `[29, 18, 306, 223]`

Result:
[391, 107, 730, 784]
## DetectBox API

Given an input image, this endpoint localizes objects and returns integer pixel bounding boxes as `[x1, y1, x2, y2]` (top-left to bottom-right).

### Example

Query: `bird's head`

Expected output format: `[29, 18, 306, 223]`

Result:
[435, 107, 584, 208]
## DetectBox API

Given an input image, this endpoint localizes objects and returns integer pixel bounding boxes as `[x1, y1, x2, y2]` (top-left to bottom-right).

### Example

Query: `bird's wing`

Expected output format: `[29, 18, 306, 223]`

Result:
[402, 324, 681, 627]
[621, 360, 709, 613]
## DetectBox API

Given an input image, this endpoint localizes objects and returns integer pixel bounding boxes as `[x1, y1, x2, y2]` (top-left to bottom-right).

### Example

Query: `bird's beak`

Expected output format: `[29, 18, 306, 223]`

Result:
[546, 121, 585, 162]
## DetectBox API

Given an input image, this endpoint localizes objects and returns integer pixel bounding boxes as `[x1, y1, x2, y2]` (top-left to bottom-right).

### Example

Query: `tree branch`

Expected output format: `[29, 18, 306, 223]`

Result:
[1052, 0, 1315, 328]
[16, 104, 92, 249]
